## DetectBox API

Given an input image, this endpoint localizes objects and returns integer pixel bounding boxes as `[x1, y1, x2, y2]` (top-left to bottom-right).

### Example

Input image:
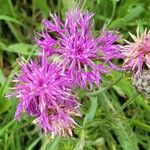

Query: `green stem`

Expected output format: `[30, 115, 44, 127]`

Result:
[0, 119, 15, 136]
[87, 72, 124, 96]
[107, 0, 116, 26]
[79, 0, 87, 10]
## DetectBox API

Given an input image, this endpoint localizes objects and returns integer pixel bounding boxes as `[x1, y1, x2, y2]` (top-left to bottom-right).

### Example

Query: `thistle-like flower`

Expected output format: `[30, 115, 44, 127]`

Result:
[7, 57, 80, 138]
[121, 29, 150, 74]
[36, 9, 122, 88]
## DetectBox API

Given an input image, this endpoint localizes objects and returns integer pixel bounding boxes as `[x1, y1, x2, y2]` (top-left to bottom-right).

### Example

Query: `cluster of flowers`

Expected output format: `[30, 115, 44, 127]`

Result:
[7, 9, 150, 138]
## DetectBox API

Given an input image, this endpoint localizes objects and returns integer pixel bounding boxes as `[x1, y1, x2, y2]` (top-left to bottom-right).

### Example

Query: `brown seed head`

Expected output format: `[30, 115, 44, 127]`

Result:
[132, 69, 150, 99]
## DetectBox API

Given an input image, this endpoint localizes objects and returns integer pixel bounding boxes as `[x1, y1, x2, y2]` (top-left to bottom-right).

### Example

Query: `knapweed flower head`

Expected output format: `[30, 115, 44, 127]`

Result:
[132, 69, 150, 99]
[36, 9, 123, 88]
[7, 57, 81, 138]
[121, 29, 150, 74]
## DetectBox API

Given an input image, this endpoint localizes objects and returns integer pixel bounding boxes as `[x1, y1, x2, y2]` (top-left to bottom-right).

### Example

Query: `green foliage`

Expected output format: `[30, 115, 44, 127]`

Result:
[0, 0, 150, 150]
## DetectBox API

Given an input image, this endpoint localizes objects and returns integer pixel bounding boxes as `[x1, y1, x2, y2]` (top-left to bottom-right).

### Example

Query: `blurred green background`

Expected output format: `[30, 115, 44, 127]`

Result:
[0, 0, 150, 150]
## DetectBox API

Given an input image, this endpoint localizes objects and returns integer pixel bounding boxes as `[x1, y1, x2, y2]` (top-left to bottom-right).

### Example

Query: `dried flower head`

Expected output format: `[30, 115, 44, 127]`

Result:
[121, 29, 150, 74]
[132, 69, 150, 99]
[36, 9, 123, 88]
[7, 57, 80, 138]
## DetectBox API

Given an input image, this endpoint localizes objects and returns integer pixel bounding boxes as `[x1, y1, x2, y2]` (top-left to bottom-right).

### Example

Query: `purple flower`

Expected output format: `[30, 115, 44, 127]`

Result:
[7, 56, 81, 137]
[36, 9, 123, 88]
[121, 29, 150, 74]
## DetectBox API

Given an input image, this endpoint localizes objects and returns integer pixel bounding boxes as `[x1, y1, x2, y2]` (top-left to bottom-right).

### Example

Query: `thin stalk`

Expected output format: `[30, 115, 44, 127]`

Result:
[87, 72, 124, 96]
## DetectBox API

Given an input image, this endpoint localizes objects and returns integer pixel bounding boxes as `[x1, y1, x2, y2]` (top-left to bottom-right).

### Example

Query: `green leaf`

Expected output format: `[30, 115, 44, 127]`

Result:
[102, 92, 139, 150]
[0, 69, 6, 86]
[120, 117, 150, 132]
[33, 0, 50, 18]
[62, 0, 77, 10]
[123, 6, 144, 22]
[83, 96, 98, 125]
[48, 137, 60, 150]
[108, 18, 125, 28]
[0, 15, 24, 26]
[0, 0, 15, 16]
[131, 119, 150, 132]
[0, 98, 12, 114]
[26, 137, 41, 150]
[6, 22, 24, 42]
[6, 43, 36, 55]
[109, 6, 144, 28]
[113, 85, 126, 98]
[0, 41, 36, 55]
[74, 139, 85, 150]
[0, 120, 15, 136]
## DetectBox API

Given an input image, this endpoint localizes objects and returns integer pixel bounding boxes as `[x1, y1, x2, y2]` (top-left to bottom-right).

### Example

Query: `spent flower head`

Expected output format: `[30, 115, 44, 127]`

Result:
[36, 9, 123, 88]
[7, 56, 80, 138]
[132, 69, 150, 99]
[121, 29, 150, 74]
